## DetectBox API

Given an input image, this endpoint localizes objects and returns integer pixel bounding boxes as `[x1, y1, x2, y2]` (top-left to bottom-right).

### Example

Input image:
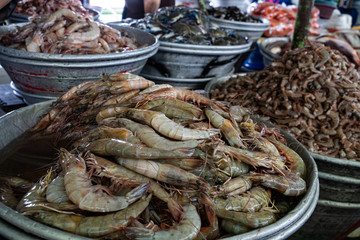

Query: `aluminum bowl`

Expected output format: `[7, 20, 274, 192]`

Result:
[0, 24, 159, 104]
[209, 16, 270, 42]
[140, 40, 252, 83]
[0, 100, 318, 240]
[258, 37, 290, 67]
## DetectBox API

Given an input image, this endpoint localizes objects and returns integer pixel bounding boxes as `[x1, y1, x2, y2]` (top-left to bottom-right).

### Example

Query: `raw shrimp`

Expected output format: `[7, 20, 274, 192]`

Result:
[116, 158, 209, 189]
[46, 175, 69, 204]
[87, 138, 195, 159]
[102, 118, 202, 151]
[125, 204, 201, 240]
[215, 208, 277, 228]
[150, 158, 204, 171]
[216, 144, 285, 172]
[72, 126, 142, 148]
[101, 72, 148, 82]
[60, 148, 150, 212]
[110, 79, 155, 94]
[26, 30, 43, 52]
[249, 170, 306, 196]
[150, 105, 201, 120]
[215, 155, 250, 177]
[267, 136, 306, 179]
[30, 194, 152, 238]
[96, 106, 130, 123]
[102, 89, 139, 106]
[138, 98, 204, 120]
[86, 153, 183, 222]
[67, 20, 88, 34]
[42, 9, 79, 29]
[126, 109, 220, 140]
[68, 21, 100, 42]
[213, 187, 271, 213]
[139, 84, 173, 94]
[221, 219, 250, 234]
[17, 179, 78, 214]
[173, 88, 212, 106]
[205, 108, 245, 148]
[210, 175, 252, 197]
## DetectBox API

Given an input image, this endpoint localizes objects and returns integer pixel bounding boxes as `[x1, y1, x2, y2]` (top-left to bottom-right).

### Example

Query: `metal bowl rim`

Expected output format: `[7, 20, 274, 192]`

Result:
[209, 15, 270, 28]
[258, 37, 291, 59]
[159, 39, 251, 50]
[0, 47, 157, 67]
[0, 25, 159, 62]
[311, 152, 360, 168]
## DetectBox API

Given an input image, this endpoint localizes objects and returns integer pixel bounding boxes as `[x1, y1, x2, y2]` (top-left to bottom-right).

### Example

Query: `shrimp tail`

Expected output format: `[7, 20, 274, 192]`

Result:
[127, 182, 151, 205]
[168, 198, 183, 222]
[125, 227, 153, 240]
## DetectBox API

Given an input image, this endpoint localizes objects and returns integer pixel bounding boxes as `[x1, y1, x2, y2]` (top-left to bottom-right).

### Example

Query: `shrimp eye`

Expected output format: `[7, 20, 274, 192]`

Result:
[217, 185, 221, 191]
[222, 195, 229, 199]
[196, 180, 202, 185]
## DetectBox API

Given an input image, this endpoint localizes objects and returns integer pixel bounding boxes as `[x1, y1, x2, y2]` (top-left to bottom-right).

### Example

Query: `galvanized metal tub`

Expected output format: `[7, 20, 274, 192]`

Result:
[0, 100, 318, 240]
[140, 40, 252, 80]
[289, 200, 360, 240]
[8, 7, 100, 23]
[311, 153, 360, 203]
[209, 16, 270, 42]
[258, 37, 290, 67]
[0, 24, 159, 104]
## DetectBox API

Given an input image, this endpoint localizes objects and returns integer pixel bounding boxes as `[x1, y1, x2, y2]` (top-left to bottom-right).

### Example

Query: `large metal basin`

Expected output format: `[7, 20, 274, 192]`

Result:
[140, 40, 252, 81]
[209, 16, 270, 42]
[0, 100, 318, 240]
[0, 24, 159, 104]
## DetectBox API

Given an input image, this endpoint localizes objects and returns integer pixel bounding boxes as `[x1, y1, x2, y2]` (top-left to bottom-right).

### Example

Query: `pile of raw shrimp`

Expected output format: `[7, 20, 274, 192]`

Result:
[10, 73, 307, 239]
[0, 9, 140, 54]
[210, 41, 360, 161]
[15, 0, 89, 17]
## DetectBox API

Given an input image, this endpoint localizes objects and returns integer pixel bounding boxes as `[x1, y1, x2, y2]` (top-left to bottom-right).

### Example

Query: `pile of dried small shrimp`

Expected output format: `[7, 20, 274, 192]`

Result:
[15, 0, 89, 17]
[5, 73, 307, 239]
[0, 9, 141, 54]
[210, 41, 360, 161]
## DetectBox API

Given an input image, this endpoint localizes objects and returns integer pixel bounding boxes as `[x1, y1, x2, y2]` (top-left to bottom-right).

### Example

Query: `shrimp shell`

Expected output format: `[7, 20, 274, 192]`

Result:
[116, 158, 209, 189]
[102, 117, 202, 151]
[87, 138, 195, 159]
[60, 148, 150, 212]
[127, 109, 220, 140]
[125, 204, 201, 240]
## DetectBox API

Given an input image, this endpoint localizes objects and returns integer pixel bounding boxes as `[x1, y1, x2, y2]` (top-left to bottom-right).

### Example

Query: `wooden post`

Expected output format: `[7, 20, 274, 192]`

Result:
[291, 0, 314, 49]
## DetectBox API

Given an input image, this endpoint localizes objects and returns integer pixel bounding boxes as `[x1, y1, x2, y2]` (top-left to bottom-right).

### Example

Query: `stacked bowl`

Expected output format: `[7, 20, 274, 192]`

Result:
[119, 5, 253, 89]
